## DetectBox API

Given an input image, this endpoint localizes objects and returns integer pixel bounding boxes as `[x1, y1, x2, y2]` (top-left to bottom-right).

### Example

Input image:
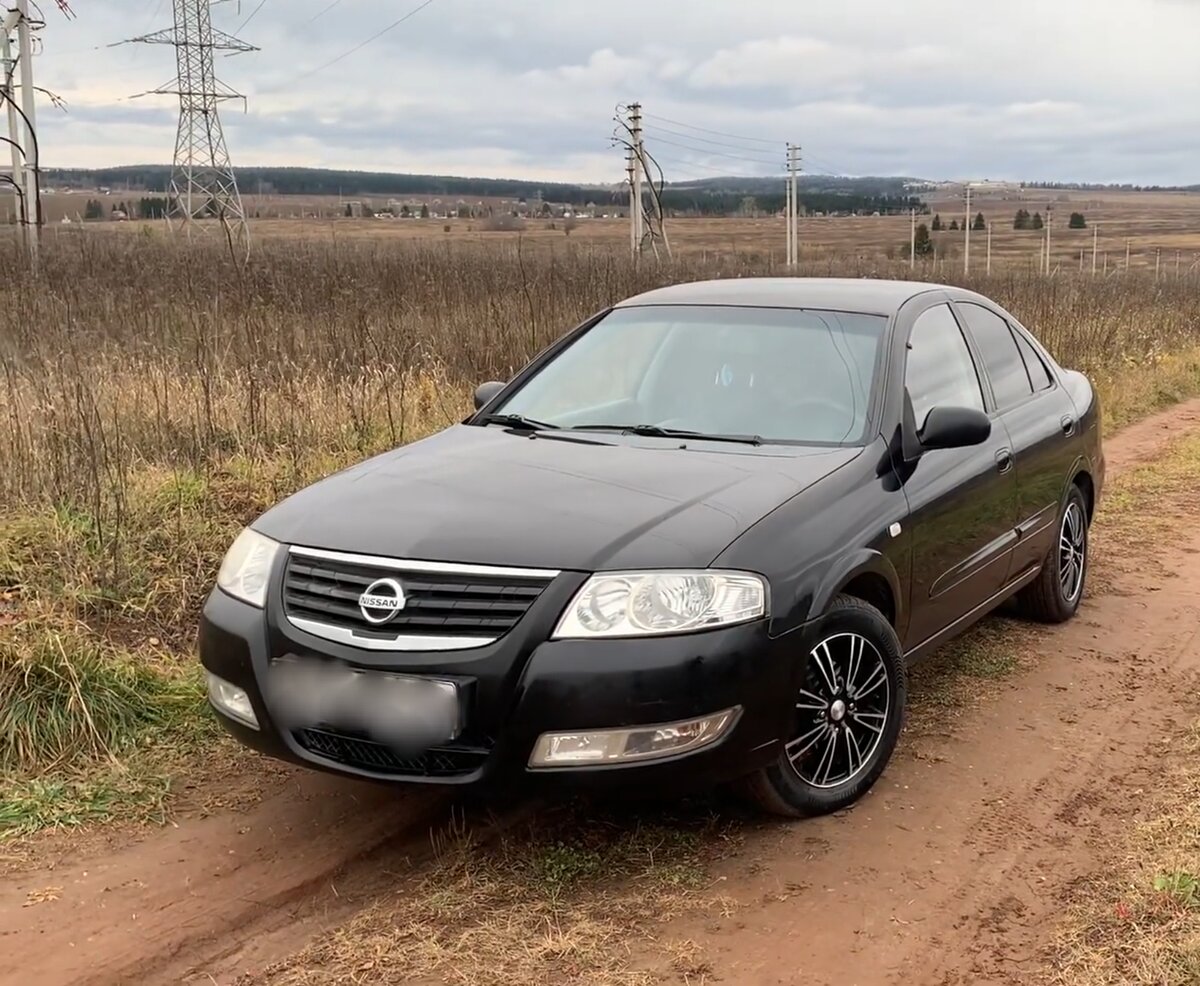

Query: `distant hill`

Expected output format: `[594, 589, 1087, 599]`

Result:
[44, 166, 1197, 203]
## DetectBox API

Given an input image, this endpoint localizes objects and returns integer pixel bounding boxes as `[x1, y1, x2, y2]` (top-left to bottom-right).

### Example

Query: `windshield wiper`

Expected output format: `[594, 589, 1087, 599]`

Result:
[478, 412, 560, 432]
[570, 424, 764, 446]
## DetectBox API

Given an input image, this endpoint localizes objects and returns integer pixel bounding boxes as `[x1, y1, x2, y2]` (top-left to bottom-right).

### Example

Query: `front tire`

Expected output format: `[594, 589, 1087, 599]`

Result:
[1017, 484, 1089, 623]
[741, 595, 907, 818]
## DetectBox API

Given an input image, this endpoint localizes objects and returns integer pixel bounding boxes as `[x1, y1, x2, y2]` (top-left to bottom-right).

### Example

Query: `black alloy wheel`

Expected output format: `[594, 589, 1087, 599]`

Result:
[742, 594, 906, 817]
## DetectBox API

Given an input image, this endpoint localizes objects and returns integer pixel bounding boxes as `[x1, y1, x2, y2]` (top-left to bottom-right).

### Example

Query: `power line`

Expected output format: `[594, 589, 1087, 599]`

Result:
[642, 111, 778, 146]
[642, 133, 781, 169]
[305, 0, 346, 23]
[653, 157, 736, 181]
[235, 0, 268, 32]
[647, 121, 784, 156]
[286, 0, 438, 82]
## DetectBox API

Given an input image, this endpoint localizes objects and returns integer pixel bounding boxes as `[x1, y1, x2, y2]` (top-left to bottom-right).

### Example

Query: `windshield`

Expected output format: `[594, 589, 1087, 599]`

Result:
[490, 304, 888, 445]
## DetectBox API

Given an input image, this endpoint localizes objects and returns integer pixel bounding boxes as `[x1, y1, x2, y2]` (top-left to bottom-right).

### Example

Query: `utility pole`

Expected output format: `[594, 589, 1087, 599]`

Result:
[785, 143, 800, 268]
[1092, 223, 1098, 276]
[131, 1, 258, 252]
[1044, 205, 1052, 276]
[986, 220, 992, 275]
[625, 147, 636, 259]
[909, 207, 915, 271]
[963, 184, 971, 276]
[2, 0, 40, 264]
[785, 146, 793, 267]
[615, 102, 669, 261]
[1, 24, 27, 253]
[1125, 238, 1131, 272]
[785, 144, 793, 267]
[629, 101, 645, 257]
[1155, 247, 1161, 279]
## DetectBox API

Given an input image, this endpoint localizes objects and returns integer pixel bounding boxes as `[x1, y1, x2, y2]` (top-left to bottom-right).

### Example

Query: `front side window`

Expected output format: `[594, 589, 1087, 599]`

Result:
[905, 304, 985, 430]
[492, 305, 889, 445]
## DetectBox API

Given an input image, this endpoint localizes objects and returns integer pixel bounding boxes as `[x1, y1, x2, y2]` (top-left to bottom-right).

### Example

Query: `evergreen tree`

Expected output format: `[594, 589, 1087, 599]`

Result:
[931, 213, 943, 231]
[949, 218, 959, 231]
[913, 222, 934, 256]
[972, 211, 986, 230]
[1031, 211, 1044, 230]
[420, 203, 429, 219]
[1068, 211, 1087, 229]
[1013, 208, 1031, 230]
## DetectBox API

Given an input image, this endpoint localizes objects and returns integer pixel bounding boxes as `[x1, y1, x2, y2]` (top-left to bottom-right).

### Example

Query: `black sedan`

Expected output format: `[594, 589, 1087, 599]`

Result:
[200, 277, 1104, 817]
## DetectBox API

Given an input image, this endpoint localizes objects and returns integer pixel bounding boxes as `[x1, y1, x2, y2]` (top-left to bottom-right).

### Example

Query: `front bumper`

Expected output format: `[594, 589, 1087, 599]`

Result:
[198, 581, 807, 795]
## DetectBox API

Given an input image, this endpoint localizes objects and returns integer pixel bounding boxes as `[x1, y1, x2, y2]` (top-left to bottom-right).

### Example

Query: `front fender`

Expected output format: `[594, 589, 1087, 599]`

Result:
[771, 548, 906, 640]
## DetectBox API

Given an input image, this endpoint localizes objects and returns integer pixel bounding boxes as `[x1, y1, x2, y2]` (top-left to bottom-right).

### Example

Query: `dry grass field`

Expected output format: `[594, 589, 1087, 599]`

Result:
[2, 212, 1200, 984]
[42, 185, 1200, 275]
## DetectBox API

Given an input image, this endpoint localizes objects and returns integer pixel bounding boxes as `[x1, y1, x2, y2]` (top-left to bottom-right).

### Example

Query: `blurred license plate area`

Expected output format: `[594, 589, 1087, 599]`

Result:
[266, 657, 462, 754]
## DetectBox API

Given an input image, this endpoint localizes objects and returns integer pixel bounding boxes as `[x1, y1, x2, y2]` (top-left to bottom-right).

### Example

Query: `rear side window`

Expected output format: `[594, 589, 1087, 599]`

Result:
[957, 302, 1033, 410]
[905, 304, 985, 430]
[1012, 329, 1053, 391]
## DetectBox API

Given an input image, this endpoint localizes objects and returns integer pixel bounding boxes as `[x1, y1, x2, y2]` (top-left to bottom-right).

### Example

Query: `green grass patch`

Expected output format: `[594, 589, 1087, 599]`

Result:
[0, 619, 210, 775]
[0, 769, 173, 839]
[0, 614, 215, 840]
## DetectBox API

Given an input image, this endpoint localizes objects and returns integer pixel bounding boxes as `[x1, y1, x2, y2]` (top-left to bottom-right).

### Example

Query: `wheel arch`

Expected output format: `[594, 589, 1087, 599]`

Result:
[1072, 469, 1095, 522]
[813, 550, 904, 633]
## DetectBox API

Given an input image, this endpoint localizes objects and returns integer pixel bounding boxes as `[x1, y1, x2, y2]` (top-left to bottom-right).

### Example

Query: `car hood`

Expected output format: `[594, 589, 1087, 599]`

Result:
[253, 424, 861, 571]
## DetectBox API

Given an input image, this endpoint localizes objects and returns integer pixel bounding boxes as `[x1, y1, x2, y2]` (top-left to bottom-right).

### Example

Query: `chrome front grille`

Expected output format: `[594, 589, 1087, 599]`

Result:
[281, 546, 558, 651]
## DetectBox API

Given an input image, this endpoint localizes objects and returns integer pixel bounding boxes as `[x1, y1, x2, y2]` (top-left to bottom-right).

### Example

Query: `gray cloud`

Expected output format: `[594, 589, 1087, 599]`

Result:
[28, 0, 1200, 185]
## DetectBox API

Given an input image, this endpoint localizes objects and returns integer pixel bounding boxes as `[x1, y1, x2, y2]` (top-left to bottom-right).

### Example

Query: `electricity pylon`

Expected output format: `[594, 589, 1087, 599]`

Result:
[132, 1, 257, 251]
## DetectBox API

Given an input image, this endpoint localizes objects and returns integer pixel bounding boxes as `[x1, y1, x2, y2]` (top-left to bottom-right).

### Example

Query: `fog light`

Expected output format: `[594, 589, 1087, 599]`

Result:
[206, 672, 260, 730]
[528, 707, 739, 768]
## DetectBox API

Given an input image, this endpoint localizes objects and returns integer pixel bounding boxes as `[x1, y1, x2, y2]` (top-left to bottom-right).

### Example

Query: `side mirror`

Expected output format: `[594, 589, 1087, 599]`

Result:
[473, 381, 505, 411]
[918, 406, 992, 451]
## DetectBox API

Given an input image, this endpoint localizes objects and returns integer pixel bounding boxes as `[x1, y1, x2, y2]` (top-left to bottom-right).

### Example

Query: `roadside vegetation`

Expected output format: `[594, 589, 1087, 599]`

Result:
[1049, 431, 1200, 986]
[2, 234, 1200, 839]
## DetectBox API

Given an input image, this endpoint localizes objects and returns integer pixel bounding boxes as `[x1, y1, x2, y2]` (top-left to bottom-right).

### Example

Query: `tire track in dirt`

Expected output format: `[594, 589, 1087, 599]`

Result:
[0, 771, 452, 985]
[2, 397, 1199, 986]
[630, 397, 1200, 986]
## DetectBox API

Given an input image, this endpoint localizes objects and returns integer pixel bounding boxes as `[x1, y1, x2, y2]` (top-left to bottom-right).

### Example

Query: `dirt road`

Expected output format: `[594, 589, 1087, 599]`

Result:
[635, 398, 1200, 986]
[3, 398, 1200, 986]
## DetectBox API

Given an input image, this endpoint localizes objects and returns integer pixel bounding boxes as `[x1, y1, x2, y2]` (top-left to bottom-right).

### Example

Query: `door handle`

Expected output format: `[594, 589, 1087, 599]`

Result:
[995, 448, 1014, 474]
[1061, 414, 1076, 437]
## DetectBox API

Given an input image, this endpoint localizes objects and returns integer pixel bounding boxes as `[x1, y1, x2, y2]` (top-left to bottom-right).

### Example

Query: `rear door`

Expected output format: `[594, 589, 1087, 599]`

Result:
[954, 301, 1077, 579]
[900, 302, 1019, 649]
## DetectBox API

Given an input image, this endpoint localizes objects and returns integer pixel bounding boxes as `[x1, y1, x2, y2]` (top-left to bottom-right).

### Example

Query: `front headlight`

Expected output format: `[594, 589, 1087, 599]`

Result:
[553, 570, 766, 639]
[216, 527, 280, 608]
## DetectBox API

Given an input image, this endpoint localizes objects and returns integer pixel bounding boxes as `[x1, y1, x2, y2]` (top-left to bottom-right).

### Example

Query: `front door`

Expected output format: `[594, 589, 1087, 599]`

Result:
[899, 303, 1019, 650]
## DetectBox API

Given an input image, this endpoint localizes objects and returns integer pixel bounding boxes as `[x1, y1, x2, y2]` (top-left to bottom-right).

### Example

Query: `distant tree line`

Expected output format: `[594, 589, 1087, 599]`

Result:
[44, 166, 929, 218]
[1023, 181, 1199, 192]
[658, 190, 926, 217]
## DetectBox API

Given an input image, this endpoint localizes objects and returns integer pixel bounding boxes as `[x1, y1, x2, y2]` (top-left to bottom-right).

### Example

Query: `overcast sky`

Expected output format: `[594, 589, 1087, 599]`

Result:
[31, 0, 1200, 185]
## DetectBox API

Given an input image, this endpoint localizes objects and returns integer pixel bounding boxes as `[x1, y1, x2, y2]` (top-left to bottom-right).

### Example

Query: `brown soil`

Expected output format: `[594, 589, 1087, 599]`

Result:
[3, 397, 1200, 986]
[630, 398, 1200, 985]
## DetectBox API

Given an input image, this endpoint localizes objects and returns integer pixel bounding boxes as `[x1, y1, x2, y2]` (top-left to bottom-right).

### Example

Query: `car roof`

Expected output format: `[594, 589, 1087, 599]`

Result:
[613, 277, 981, 317]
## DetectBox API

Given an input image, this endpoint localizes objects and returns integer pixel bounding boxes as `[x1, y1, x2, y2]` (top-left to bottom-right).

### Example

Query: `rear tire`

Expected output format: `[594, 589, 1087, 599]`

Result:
[1017, 484, 1089, 624]
[741, 594, 906, 818]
